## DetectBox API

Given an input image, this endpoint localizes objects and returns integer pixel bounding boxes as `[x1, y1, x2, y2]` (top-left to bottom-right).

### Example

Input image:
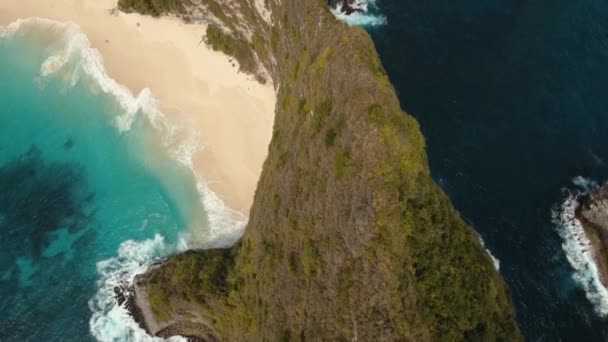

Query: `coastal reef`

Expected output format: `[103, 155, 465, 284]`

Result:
[118, 0, 522, 340]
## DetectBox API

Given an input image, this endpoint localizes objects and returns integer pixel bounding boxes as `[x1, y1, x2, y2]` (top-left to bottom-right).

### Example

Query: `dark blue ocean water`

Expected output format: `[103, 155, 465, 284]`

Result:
[365, 0, 608, 340]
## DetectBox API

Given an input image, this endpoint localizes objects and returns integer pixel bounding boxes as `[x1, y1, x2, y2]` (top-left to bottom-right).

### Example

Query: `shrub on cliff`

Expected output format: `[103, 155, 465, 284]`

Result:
[118, 0, 189, 16]
[205, 24, 260, 77]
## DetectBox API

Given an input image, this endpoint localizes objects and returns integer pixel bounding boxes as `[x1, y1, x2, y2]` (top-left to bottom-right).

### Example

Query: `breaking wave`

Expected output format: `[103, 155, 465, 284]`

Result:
[330, 0, 387, 27]
[89, 235, 187, 342]
[477, 234, 500, 270]
[553, 176, 608, 317]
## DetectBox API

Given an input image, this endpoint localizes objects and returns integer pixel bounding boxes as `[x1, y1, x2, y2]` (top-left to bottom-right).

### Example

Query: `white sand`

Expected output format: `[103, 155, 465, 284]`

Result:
[0, 0, 276, 215]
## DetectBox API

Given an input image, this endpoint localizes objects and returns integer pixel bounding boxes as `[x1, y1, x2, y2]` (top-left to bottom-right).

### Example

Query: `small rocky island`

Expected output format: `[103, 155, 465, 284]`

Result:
[576, 184, 608, 288]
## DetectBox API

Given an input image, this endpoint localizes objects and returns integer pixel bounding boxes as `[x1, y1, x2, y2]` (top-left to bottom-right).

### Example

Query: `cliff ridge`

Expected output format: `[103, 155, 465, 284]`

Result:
[118, 0, 523, 340]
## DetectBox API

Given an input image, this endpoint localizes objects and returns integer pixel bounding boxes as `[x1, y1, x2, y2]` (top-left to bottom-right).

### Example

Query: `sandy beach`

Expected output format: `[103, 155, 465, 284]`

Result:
[0, 0, 276, 216]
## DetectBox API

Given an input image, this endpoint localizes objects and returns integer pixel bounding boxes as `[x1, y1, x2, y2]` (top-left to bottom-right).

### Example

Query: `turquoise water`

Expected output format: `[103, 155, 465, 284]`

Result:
[0, 19, 236, 341]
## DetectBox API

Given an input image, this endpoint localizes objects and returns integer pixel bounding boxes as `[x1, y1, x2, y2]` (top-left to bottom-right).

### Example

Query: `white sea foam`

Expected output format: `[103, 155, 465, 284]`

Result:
[553, 177, 608, 317]
[330, 0, 387, 27]
[89, 234, 187, 342]
[3, 19, 247, 243]
[477, 234, 500, 270]
[2, 18, 247, 340]
[572, 175, 599, 192]
[1, 18, 163, 133]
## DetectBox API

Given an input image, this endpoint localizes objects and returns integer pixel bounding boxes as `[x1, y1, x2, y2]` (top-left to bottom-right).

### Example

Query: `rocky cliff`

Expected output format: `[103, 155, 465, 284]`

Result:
[119, 0, 522, 340]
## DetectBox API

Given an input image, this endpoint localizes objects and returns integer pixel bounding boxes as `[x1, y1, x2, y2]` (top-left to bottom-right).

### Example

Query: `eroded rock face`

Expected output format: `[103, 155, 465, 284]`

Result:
[577, 184, 608, 287]
[126, 258, 221, 342]
[579, 185, 608, 230]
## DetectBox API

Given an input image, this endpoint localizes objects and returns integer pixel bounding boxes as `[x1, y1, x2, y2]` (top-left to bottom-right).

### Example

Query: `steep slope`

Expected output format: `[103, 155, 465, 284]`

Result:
[122, 0, 523, 340]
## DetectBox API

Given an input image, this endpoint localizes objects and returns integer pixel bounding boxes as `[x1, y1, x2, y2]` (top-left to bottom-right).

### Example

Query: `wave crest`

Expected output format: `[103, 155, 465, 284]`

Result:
[477, 234, 500, 270]
[330, 0, 387, 27]
[88, 235, 188, 342]
[1, 18, 163, 131]
[2, 18, 247, 244]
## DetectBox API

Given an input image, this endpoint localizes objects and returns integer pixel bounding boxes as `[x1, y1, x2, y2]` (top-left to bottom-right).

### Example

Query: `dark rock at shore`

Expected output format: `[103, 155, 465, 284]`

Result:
[328, 0, 362, 15]
[576, 183, 608, 287]
[113, 281, 150, 332]
[119, 268, 218, 342]
[114, 286, 126, 306]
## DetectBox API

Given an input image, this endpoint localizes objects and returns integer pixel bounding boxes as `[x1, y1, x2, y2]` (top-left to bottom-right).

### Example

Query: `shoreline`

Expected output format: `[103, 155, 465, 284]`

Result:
[555, 179, 608, 317]
[124, 258, 216, 341]
[576, 185, 608, 289]
[0, 0, 276, 217]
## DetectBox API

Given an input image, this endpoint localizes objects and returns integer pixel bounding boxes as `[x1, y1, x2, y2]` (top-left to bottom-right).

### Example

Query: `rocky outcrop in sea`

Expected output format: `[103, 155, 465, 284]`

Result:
[327, 0, 363, 15]
[576, 184, 608, 288]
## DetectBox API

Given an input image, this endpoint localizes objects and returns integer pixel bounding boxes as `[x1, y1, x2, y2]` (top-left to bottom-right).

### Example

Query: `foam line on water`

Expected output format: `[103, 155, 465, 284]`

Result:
[1, 18, 247, 245]
[477, 234, 500, 270]
[2, 18, 248, 340]
[553, 177, 608, 317]
[88, 234, 187, 342]
[330, 0, 387, 27]
[1, 18, 160, 132]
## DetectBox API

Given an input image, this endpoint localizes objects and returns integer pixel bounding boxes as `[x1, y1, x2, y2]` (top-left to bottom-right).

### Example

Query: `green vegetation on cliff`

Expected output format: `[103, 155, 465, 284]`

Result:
[144, 250, 233, 322]
[119, 0, 267, 80]
[205, 24, 261, 78]
[130, 0, 522, 340]
[117, 0, 189, 16]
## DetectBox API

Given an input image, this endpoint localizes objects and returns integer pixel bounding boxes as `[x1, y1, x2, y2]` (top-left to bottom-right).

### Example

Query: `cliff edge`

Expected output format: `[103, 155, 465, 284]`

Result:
[119, 0, 523, 340]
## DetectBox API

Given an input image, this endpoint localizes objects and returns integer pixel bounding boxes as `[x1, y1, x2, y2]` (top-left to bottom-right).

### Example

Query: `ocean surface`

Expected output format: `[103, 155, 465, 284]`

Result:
[0, 19, 243, 341]
[343, 0, 608, 340]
